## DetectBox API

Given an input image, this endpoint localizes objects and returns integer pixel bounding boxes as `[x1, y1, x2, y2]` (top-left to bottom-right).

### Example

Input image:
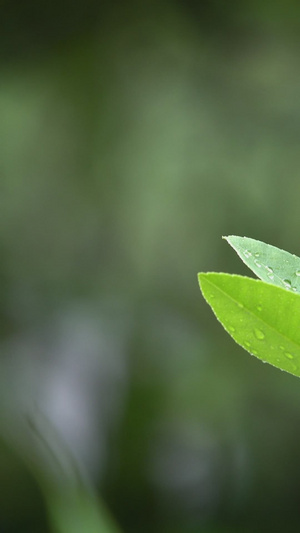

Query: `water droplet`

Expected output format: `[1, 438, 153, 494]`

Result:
[285, 352, 294, 360]
[283, 279, 292, 288]
[237, 302, 244, 309]
[296, 270, 300, 277]
[245, 341, 251, 348]
[266, 266, 273, 273]
[252, 350, 258, 355]
[293, 287, 298, 292]
[244, 250, 252, 258]
[254, 252, 260, 258]
[280, 345, 285, 351]
[256, 305, 262, 312]
[254, 259, 262, 268]
[268, 274, 275, 281]
[229, 326, 235, 333]
[254, 328, 265, 340]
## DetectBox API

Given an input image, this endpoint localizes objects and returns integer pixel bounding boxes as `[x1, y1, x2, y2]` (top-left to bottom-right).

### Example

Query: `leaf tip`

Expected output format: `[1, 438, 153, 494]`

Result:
[222, 235, 239, 241]
[197, 272, 209, 291]
[197, 271, 204, 284]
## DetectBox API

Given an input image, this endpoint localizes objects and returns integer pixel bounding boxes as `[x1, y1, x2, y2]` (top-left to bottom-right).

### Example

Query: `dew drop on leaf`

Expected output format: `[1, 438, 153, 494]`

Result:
[245, 341, 251, 348]
[254, 252, 260, 258]
[296, 270, 300, 277]
[254, 328, 265, 340]
[229, 326, 235, 333]
[283, 279, 292, 288]
[256, 305, 262, 312]
[266, 266, 273, 273]
[285, 352, 294, 360]
[244, 250, 252, 258]
[254, 259, 262, 268]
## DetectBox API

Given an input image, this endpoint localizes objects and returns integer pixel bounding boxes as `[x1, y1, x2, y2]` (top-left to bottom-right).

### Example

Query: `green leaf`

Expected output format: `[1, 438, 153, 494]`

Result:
[198, 272, 300, 377]
[46, 487, 121, 533]
[8, 410, 122, 533]
[224, 235, 300, 293]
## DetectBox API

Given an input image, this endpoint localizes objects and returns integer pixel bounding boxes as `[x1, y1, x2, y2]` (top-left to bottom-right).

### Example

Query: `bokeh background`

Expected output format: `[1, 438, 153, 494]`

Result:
[2, 1, 300, 532]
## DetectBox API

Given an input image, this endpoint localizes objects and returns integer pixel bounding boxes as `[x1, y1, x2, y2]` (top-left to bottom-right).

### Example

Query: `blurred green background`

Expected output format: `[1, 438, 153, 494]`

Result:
[2, 1, 300, 532]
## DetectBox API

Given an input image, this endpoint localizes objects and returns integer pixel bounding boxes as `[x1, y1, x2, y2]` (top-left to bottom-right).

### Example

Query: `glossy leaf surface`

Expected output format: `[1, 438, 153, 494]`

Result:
[198, 272, 300, 377]
[224, 235, 300, 293]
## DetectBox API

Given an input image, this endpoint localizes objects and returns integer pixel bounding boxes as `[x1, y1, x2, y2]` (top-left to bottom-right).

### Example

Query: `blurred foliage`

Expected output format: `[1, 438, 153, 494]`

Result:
[2, 0, 300, 532]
